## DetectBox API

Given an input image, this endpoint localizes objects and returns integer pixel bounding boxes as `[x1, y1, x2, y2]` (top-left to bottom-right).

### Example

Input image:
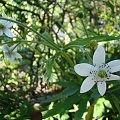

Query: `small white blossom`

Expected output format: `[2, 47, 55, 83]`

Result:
[74, 46, 120, 96]
[98, 18, 104, 25]
[0, 13, 14, 37]
[2, 44, 22, 63]
[114, 24, 120, 31]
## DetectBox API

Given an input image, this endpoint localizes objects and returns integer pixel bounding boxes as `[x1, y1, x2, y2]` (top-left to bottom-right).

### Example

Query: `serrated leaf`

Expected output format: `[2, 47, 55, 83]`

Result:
[64, 35, 119, 50]
[74, 97, 88, 120]
[43, 93, 81, 119]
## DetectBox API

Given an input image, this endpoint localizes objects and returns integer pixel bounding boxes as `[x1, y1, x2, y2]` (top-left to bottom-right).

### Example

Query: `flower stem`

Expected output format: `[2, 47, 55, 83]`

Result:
[0, 17, 60, 51]
[61, 51, 74, 67]
[80, 19, 93, 64]
[80, 47, 93, 64]
[80, 18, 88, 37]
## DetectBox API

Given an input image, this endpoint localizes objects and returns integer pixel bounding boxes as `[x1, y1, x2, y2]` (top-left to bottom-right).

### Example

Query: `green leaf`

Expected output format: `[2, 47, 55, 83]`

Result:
[64, 35, 119, 50]
[41, 41, 60, 50]
[110, 94, 120, 114]
[42, 82, 79, 103]
[54, 80, 79, 88]
[46, 57, 54, 80]
[43, 93, 81, 119]
[42, 85, 79, 103]
[46, 52, 60, 80]
[7, 79, 18, 85]
[0, 17, 60, 51]
[61, 114, 69, 120]
[74, 97, 88, 120]
[42, 32, 54, 42]
[85, 104, 94, 120]
[40, 31, 60, 51]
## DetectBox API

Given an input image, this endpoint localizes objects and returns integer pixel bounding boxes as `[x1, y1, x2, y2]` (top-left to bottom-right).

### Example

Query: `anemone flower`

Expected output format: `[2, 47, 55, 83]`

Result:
[2, 44, 22, 63]
[74, 46, 120, 96]
[0, 13, 14, 37]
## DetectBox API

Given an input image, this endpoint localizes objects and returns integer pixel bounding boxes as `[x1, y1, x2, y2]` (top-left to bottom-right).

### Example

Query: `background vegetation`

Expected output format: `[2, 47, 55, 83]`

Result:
[0, 0, 120, 120]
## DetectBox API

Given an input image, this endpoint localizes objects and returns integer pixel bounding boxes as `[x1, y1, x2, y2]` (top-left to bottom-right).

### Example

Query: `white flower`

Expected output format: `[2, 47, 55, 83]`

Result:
[114, 24, 120, 31]
[74, 46, 120, 96]
[2, 44, 22, 63]
[0, 13, 14, 37]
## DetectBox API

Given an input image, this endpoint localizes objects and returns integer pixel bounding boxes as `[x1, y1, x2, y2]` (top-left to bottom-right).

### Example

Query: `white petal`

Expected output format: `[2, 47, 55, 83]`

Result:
[0, 18, 7, 25]
[9, 57, 14, 63]
[4, 53, 9, 59]
[2, 13, 7, 18]
[1, 40, 5, 44]
[1, 20, 7, 24]
[5, 54, 14, 63]
[107, 60, 120, 73]
[10, 44, 17, 51]
[6, 22, 14, 28]
[2, 44, 10, 52]
[74, 63, 94, 76]
[109, 65, 120, 73]
[0, 30, 3, 36]
[3, 28, 13, 37]
[80, 77, 95, 93]
[108, 74, 120, 81]
[107, 60, 120, 67]
[93, 46, 105, 66]
[15, 53, 22, 59]
[97, 81, 106, 96]
[4, 53, 14, 63]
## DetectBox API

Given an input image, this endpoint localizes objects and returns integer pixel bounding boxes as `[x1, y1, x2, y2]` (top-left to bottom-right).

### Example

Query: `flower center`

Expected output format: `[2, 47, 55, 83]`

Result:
[97, 69, 107, 78]
[0, 24, 5, 29]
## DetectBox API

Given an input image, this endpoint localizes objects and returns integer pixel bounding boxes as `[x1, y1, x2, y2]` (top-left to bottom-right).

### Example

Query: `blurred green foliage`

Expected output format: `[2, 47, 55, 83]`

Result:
[0, 0, 120, 120]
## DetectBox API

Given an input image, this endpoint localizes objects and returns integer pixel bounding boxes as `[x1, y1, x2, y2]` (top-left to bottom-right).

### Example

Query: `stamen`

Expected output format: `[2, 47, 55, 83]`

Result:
[97, 69, 107, 78]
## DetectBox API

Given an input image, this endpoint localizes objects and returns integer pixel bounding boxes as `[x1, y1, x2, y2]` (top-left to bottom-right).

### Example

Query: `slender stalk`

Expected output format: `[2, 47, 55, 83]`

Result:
[80, 18, 93, 64]
[61, 51, 74, 67]
[0, 17, 60, 51]
[80, 19, 89, 37]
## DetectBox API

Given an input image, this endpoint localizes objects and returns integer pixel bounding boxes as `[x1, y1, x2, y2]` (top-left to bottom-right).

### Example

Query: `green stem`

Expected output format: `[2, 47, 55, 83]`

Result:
[11, 43, 20, 51]
[80, 19, 88, 37]
[0, 17, 60, 51]
[61, 51, 74, 67]
[80, 47, 93, 64]
[85, 50, 93, 64]
[108, 87, 120, 93]
[1, 40, 33, 45]
[80, 19, 93, 64]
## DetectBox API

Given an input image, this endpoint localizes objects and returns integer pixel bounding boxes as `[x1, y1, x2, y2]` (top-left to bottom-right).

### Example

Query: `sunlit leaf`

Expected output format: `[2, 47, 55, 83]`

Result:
[43, 93, 80, 119]
[41, 81, 79, 103]
[74, 97, 88, 120]
[64, 36, 119, 50]
[46, 57, 54, 80]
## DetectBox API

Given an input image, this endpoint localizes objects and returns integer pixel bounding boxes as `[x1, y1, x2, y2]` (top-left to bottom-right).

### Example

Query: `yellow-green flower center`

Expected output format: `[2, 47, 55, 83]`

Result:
[0, 24, 4, 29]
[97, 69, 107, 78]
